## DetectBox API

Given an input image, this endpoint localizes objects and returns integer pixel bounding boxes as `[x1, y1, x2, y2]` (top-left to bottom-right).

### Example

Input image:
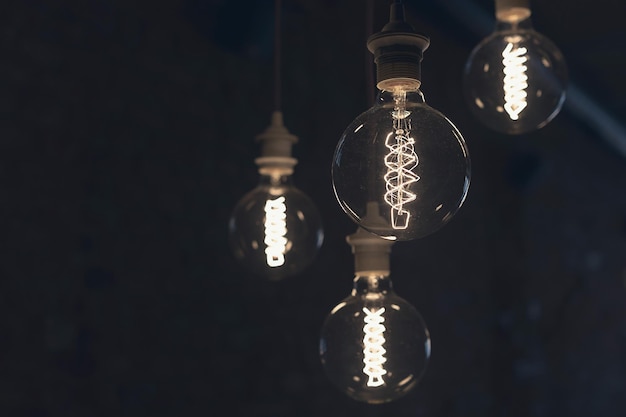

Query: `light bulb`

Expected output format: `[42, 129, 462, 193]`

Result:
[320, 211, 430, 404]
[320, 275, 431, 404]
[229, 173, 323, 280]
[332, 3, 471, 241]
[333, 89, 470, 241]
[463, 0, 568, 134]
[228, 112, 323, 281]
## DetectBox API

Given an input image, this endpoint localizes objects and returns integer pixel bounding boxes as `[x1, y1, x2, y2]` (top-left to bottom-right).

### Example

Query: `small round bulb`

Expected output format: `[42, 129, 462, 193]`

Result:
[320, 221, 430, 404]
[229, 112, 323, 281]
[320, 276, 431, 404]
[463, 0, 568, 134]
[229, 173, 323, 281]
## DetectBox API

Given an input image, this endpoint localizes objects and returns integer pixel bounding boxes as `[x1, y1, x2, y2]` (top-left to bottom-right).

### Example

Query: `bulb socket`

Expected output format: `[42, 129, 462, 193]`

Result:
[366, 4, 430, 91]
[495, 0, 531, 23]
[347, 202, 394, 276]
[255, 111, 298, 158]
[348, 228, 393, 276]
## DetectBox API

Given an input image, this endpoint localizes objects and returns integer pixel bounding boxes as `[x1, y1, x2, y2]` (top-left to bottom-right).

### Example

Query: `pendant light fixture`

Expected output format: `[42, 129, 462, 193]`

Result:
[319, 203, 431, 404]
[463, 0, 568, 134]
[228, 0, 323, 281]
[331, 0, 471, 242]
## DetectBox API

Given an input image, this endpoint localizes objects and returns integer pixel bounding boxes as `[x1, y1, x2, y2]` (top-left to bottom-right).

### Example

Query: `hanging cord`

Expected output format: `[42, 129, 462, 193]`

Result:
[365, 0, 377, 202]
[274, 0, 282, 111]
[255, 0, 297, 169]
[366, 0, 375, 107]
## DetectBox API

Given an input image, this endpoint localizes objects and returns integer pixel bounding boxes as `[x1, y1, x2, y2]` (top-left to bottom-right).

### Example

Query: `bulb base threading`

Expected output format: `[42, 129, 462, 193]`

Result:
[374, 52, 423, 91]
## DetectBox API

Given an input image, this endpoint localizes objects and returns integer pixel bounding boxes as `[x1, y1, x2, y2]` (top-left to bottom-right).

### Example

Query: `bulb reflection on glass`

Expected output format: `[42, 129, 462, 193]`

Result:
[463, 1, 568, 134]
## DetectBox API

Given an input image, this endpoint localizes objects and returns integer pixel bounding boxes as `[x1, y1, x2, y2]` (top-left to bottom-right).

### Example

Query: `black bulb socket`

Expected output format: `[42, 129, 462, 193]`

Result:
[366, 2, 430, 90]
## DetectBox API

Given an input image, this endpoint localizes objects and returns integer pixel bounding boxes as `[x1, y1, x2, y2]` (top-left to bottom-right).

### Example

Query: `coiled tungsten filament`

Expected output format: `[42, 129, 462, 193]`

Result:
[264, 196, 288, 267]
[384, 92, 420, 229]
[502, 41, 529, 120]
[362, 307, 387, 387]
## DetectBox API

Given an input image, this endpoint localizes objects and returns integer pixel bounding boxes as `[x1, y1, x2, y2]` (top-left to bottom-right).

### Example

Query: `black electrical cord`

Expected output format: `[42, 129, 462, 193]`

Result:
[274, 0, 282, 112]
[366, 0, 375, 107]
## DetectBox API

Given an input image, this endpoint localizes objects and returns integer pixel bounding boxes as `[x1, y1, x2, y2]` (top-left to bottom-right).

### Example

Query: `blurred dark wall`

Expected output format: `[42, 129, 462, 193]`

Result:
[0, 1, 625, 416]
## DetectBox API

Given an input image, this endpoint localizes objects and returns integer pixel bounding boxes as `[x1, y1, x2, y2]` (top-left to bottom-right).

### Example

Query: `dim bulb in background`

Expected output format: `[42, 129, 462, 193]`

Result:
[332, 2, 470, 241]
[229, 112, 323, 281]
[320, 203, 431, 404]
[463, 0, 568, 134]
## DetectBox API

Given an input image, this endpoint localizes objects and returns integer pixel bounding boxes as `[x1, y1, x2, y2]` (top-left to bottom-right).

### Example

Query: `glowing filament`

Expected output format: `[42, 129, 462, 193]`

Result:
[384, 92, 420, 229]
[362, 307, 387, 387]
[264, 196, 287, 267]
[502, 42, 529, 120]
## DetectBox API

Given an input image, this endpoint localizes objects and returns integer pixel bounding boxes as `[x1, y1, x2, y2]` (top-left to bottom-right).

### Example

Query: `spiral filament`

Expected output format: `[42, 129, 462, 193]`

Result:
[264, 196, 288, 267]
[362, 307, 387, 387]
[502, 41, 529, 120]
[384, 92, 420, 229]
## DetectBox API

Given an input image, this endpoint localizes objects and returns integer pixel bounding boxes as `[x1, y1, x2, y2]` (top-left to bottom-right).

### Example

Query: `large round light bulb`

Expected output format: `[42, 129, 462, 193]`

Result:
[333, 89, 470, 241]
[462, 0, 568, 134]
[320, 221, 430, 404]
[228, 112, 323, 281]
[332, 3, 470, 241]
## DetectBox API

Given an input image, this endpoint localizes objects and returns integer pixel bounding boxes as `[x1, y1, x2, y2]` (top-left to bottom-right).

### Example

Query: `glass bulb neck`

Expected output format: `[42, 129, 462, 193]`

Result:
[352, 275, 393, 296]
[259, 172, 293, 188]
[376, 89, 425, 106]
[495, 16, 534, 32]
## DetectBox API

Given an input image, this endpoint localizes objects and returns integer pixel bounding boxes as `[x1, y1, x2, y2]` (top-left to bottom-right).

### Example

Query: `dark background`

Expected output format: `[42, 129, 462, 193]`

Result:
[1, 0, 625, 416]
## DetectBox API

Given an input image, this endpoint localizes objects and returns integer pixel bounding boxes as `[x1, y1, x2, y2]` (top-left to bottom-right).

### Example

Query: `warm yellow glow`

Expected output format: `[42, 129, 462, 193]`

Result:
[362, 307, 387, 387]
[384, 91, 420, 229]
[502, 42, 529, 120]
[264, 196, 287, 267]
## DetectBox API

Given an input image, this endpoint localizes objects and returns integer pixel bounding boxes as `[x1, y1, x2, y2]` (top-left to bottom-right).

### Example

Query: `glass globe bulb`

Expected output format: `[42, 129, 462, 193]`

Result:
[228, 172, 323, 281]
[463, 17, 568, 134]
[320, 274, 431, 404]
[332, 89, 471, 241]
